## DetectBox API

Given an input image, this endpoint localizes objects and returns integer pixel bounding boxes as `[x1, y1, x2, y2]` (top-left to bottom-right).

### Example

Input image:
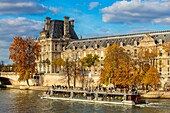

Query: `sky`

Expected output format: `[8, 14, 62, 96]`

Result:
[1, 0, 170, 64]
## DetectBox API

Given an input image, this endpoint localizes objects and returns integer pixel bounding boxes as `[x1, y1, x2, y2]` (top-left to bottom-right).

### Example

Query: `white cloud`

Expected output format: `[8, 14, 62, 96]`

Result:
[101, 0, 170, 25]
[89, 2, 99, 10]
[0, 17, 43, 64]
[49, 7, 59, 14]
[0, 0, 60, 15]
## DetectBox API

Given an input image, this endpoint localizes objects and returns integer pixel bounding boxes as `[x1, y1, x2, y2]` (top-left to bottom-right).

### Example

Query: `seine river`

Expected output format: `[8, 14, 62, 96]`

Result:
[0, 89, 170, 113]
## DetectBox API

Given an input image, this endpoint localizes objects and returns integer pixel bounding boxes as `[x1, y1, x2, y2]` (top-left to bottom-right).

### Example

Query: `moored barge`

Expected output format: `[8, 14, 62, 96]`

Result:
[41, 87, 148, 106]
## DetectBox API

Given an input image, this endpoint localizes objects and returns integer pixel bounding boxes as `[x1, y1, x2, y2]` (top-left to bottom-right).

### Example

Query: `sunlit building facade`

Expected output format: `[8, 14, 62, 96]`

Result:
[37, 17, 170, 88]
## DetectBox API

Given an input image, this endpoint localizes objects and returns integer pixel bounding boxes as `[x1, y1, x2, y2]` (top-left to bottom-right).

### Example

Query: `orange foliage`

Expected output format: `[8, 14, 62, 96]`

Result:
[143, 66, 160, 86]
[100, 44, 135, 87]
[9, 36, 41, 83]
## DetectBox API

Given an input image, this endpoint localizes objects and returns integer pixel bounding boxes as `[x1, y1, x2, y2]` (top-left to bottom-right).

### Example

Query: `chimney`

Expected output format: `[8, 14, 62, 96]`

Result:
[64, 16, 70, 36]
[70, 19, 74, 29]
[45, 17, 51, 31]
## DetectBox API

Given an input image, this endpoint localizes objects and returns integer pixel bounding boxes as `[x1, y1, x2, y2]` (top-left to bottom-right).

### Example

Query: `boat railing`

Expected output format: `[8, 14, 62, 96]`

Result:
[49, 86, 139, 96]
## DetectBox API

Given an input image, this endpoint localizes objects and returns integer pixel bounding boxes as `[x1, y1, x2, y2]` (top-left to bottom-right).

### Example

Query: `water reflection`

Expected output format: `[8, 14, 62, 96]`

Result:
[0, 89, 170, 113]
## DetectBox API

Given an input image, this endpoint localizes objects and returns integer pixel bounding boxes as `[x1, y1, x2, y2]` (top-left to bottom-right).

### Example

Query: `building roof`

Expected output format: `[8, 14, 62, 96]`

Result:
[42, 19, 78, 40]
[66, 30, 170, 50]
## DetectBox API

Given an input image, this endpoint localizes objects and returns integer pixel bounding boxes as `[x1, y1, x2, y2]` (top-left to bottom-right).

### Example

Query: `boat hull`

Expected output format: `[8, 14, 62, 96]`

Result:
[41, 96, 135, 106]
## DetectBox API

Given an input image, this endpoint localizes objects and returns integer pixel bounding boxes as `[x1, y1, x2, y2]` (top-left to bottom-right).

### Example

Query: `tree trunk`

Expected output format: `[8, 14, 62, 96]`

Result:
[26, 79, 30, 86]
[82, 73, 85, 89]
[68, 74, 70, 88]
[74, 75, 76, 88]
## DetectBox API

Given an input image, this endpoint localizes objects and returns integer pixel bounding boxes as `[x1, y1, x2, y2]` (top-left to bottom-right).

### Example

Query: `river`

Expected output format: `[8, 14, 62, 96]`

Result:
[0, 89, 170, 113]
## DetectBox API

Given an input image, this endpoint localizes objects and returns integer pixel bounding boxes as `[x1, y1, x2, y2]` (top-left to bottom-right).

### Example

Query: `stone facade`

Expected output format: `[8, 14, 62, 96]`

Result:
[36, 16, 78, 74]
[37, 17, 170, 88]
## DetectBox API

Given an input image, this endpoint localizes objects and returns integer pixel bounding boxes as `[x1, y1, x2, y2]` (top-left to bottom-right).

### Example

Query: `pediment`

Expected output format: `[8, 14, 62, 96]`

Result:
[139, 34, 156, 47]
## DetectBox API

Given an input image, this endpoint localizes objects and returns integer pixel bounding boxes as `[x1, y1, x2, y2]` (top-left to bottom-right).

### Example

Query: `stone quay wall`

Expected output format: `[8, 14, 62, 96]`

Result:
[0, 72, 100, 87]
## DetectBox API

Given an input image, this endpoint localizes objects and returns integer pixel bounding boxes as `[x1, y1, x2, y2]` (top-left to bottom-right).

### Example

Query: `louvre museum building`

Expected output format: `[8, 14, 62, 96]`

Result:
[36, 17, 170, 88]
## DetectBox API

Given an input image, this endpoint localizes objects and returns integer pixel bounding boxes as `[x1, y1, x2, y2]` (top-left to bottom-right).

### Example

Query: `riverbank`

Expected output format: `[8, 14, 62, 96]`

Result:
[3, 85, 170, 99]
[141, 91, 170, 99]
[5, 85, 48, 91]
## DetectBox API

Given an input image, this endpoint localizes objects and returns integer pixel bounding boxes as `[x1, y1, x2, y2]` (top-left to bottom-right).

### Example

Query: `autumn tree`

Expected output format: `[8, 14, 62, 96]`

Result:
[137, 46, 158, 89]
[100, 44, 136, 88]
[143, 66, 160, 90]
[137, 46, 157, 67]
[9, 36, 41, 86]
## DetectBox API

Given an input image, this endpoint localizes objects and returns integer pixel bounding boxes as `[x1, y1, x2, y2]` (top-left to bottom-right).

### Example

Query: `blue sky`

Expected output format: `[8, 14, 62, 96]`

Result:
[1, 0, 170, 64]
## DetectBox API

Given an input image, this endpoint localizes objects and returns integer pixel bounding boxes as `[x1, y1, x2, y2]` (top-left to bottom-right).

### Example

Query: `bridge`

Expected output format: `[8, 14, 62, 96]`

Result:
[0, 77, 12, 85]
[0, 72, 42, 86]
[0, 72, 19, 87]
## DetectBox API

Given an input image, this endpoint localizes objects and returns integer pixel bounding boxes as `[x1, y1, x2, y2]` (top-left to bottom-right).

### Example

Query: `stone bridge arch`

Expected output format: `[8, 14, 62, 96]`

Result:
[0, 77, 14, 85]
[0, 72, 19, 86]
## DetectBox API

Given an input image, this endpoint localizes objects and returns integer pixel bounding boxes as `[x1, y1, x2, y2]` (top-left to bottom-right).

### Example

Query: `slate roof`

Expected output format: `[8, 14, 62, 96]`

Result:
[42, 20, 78, 40]
[66, 30, 170, 50]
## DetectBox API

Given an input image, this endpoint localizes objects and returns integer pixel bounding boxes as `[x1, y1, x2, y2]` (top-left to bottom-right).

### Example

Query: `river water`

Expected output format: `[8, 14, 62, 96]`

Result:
[0, 89, 170, 113]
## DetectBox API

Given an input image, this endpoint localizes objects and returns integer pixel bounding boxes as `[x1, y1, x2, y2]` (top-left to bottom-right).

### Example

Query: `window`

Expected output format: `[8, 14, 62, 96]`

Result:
[55, 44, 57, 51]
[159, 60, 162, 65]
[168, 52, 170, 56]
[168, 67, 170, 72]
[159, 50, 162, 56]
[159, 67, 162, 72]
[168, 60, 170, 65]
[134, 49, 137, 57]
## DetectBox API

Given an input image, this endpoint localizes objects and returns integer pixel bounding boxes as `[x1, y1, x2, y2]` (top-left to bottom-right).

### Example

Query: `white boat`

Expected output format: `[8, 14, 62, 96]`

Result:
[41, 88, 148, 106]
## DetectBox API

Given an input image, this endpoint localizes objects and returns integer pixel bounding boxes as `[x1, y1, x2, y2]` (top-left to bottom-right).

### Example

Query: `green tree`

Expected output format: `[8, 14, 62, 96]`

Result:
[53, 57, 73, 88]
[80, 54, 99, 68]
[80, 54, 99, 88]
[9, 36, 41, 86]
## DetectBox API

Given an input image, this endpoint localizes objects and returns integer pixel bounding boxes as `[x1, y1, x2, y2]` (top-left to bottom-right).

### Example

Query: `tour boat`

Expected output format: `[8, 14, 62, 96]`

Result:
[41, 87, 148, 106]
